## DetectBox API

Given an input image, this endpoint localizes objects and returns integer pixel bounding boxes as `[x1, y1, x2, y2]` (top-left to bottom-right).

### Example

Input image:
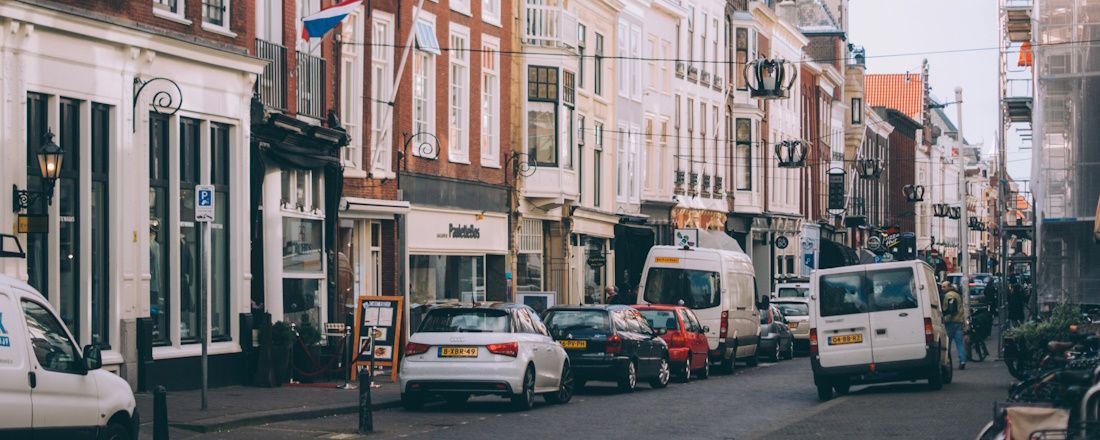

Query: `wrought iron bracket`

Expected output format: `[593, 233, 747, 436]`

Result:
[13, 184, 51, 213]
[504, 151, 536, 184]
[399, 131, 441, 171]
[133, 77, 183, 132]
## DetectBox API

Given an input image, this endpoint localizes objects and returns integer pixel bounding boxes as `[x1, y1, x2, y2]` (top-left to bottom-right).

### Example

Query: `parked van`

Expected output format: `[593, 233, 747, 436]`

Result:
[638, 245, 762, 373]
[0, 273, 138, 439]
[773, 281, 810, 299]
[809, 260, 951, 400]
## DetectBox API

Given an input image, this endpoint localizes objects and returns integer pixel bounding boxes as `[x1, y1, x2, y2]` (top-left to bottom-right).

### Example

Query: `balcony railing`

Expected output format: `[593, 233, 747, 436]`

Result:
[713, 75, 724, 91]
[255, 39, 287, 110]
[674, 170, 685, 195]
[687, 66, 698, 82]
[296, 51, 326, 119]
[701, 71, 711, 86]
[688, 172, 699, 196]
[523, 0, 577, 49]
[675, 62, 685, 78]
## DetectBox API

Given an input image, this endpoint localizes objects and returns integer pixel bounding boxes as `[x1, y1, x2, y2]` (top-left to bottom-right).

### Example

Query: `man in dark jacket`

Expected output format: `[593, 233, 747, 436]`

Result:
[1008, 283, 1027, 323]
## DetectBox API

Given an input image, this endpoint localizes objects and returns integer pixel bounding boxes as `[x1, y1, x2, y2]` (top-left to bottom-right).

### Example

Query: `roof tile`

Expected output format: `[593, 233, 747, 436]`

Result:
[865, 73, 924, 121]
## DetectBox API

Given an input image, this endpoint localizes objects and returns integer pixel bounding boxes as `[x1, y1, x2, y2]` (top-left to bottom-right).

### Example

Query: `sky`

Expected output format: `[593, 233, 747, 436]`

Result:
[848, 0, 1032, 181]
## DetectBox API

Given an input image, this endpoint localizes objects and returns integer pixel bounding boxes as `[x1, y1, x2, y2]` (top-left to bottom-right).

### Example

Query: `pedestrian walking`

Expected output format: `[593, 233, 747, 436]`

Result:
[604, 286, 617, 304]
[1008, 282, 1027, 324]
[942, 281, 967, 370]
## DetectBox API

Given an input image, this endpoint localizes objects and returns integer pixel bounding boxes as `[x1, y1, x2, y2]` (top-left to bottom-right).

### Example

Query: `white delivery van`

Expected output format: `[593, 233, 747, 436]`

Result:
[809, 260, 951, 401]
[638, 245, 761, 373]
[0, 273, 138, 439]
[773, 281, 810, 299]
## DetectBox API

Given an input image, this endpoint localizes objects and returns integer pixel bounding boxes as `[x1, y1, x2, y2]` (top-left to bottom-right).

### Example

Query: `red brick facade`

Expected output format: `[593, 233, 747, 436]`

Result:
[42, 0, 254, 51]
[800, 66, 820, 221]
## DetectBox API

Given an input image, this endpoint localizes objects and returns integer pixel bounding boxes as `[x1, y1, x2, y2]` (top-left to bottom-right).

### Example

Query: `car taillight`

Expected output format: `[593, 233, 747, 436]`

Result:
[924, 318, 934, 343]
[487, 342, 518, 357]
[606, 335, 622, 354]
[405, 342, 430, 356]
[810, 328, 818, 355]
[720, 311, 729, 339]
[671, 332, 685, 348]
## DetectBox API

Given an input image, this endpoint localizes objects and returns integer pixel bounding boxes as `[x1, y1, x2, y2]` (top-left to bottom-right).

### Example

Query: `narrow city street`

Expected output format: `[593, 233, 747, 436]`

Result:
[171, 354, 1013, 440]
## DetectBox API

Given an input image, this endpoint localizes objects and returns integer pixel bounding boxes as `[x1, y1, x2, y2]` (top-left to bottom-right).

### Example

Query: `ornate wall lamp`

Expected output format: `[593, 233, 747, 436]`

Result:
[13, 129, 65, 212]
[903, 184, 925, 202]
[775, 140, 807, 168]
[948, 206, 962, 220]
[744, 58, 797, 100]
[933, 203, 948, 218]
[856, 158, 882, 179]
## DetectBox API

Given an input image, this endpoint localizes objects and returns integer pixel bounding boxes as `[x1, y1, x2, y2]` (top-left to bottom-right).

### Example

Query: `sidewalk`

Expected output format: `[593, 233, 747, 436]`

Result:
[135, 377, 402, 438]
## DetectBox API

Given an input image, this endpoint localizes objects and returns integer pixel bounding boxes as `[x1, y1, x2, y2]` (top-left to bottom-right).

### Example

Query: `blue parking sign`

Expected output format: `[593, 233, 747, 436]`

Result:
[195, 184, 215, 222]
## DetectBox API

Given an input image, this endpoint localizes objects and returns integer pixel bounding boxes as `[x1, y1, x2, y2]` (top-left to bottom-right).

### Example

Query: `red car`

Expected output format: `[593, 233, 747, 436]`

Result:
[634, 305, 710, 382]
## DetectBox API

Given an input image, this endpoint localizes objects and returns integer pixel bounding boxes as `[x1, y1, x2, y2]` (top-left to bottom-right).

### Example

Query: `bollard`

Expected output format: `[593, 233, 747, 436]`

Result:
[154, 385, 168, 440]
[358, 366, 373, 434]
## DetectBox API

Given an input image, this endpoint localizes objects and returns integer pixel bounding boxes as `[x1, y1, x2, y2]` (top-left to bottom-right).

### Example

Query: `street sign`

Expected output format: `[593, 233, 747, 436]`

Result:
[827, 171, 845, 211]
[873, 255, 882, 264]
[803, 253, 815, 269]
[17, 215, 48, 234]
[196, 185, 214, 222]
[775, 236, 789, 249]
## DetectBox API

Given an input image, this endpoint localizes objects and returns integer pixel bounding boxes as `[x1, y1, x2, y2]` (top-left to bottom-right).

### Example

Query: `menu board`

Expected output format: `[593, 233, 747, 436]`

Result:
[352, 296, 404, 382]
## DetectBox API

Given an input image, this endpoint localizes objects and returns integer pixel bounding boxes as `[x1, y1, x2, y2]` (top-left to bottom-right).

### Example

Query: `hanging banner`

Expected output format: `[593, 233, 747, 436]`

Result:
[828, 172, 846, 211]
[352, 295, 404, 382]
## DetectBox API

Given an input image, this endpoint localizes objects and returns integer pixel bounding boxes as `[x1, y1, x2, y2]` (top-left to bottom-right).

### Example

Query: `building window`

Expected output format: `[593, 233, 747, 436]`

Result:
[852, 97, 863, 124]
[528, 65, 559, 167]
[594, 122, 603, 208]
[149, 113, 170, 345]
[659, 119, 669, 193]
[256, 0, 281, 42]
[616, 125, 626, 201]
[660, 41, 671, 93]
[412, 16, 440, 157]
[179, 118, 201, 343]
[370, 13, 394, 173]
[736, 28, 748, 90]
[517, 219, 544, 291]
[629, 126, 640, 202]
[154, 0, 184, 19]
[451, 0, 471, 15]
[91, 104, 110, 348]
[482, 0, 501, 25]
[341, 7, 364, 170]
[57, 99, 80, 342]
[410, 255, 486, 303]
[202, 0, 228, 28]
[647, 36, 657, 92]
[210, 123, 231, 340]
[578, 115, 585, 202]
[449, 27, 470, 163]
[594, 33, 604, 96]
[736, 118, 752, 190]
[585, 237, 606, 303]
[482, 37, 501, 167]
[687, 6, 695, 72]
[631, 26, 642, 101]
[577, 24, 586, 90]
[644, 118, 655, 193]
[617, 22, 628, 98]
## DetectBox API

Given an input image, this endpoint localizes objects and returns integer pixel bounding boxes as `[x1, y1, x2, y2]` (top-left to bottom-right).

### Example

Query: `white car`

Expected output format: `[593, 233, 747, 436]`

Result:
[400, 303, 573, 410]
[771, 298, 811, 352]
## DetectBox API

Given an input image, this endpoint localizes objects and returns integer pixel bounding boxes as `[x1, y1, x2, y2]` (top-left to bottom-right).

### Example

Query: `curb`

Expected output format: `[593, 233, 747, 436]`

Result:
[168, 399, 405, 433]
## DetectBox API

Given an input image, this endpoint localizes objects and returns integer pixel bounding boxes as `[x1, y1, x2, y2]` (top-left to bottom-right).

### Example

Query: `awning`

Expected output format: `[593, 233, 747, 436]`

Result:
[340, 197, 410, 219]
[819, 239, 859, 270]
[415, 21, 441, 55]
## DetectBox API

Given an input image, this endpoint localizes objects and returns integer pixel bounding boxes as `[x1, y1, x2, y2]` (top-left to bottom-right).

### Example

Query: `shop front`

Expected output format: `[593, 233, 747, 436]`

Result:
[570, 207, 618, 305]
[407, 207, 508, 307]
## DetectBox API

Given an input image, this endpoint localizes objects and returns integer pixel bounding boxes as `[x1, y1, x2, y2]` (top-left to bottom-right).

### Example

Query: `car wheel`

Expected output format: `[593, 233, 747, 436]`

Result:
[650, 358, 670, 389]
[545, 363, 574, 404]
[928, 360, 944, 391]
[746, 346, 759, 367]
[834, 382, 850, 395]
[678, 355, 692, 383]
[817, 384, 834, 401]
[785, 339, 795, 360]
[942, 350, 954, 385]
[719, 343, 736, 374]
[699, 358, 710, 379]
[401, 393, 425, 411]
[618, 360, 637, 393]
[103, 422, 130, 440]
[443, 394, 471, 405]
[511, 365, 536, 410]
[770, 342, 781, 362]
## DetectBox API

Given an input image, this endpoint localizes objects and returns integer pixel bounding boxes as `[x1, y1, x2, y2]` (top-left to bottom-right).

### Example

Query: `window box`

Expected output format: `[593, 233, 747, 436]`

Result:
[713, 75, 724, 91]
[687, 66, 698, 83]
[675, 62, 685, 79]
[674, 170, 685, 195]
[688, 172, 698, 196]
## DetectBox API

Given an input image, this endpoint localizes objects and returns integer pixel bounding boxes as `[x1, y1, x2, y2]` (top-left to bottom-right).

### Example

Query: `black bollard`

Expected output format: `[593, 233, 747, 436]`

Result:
[154, 385, 168, 440]
[358, 367, 373, 434]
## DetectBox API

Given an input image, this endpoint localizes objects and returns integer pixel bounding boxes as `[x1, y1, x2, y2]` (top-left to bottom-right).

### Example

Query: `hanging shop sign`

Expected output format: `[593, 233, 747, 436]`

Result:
[775, 236, 789, 249]
[674, 228, 699, 248]
[827, 170, 846, 212]
[587, 253, 607, 268]
[17, 215, 48, 234]
[352, 295, 404, 383]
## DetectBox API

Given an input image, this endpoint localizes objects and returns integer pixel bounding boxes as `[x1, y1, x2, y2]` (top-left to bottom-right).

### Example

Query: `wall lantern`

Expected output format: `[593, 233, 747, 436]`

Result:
[933, 203, 947, 218]
[856, 158, 882, 179]
[903, 184, 925, 202]
[948, 206, 962, 220]
[969, 216, 986, 231]
[744, 58, 797, 100]
[775, 140, 807, 168]
[13, 129, 65, 212]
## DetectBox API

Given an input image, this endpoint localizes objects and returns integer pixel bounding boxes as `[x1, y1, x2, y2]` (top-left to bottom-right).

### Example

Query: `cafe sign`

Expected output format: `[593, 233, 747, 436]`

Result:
[587, 253, 606, 268]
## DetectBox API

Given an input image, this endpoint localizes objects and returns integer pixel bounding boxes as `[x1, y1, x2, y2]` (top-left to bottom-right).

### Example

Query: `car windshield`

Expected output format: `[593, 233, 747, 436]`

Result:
[643, 268, 721, 309]
[774, 302, 808, 317]
[819, 268, 918, 317]
[418, 309, 511, 333]
[543, 310, 611, 338]
[777, 287, 808, 298]
[638, 310, 679, 331]
[974, 274, 992, 285]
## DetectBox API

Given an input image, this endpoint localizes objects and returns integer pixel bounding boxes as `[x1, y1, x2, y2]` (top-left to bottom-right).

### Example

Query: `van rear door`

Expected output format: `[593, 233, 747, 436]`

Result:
[816, 270, 872, 368]
[0, 287, 33, 436]
[866, 267, 927, 363]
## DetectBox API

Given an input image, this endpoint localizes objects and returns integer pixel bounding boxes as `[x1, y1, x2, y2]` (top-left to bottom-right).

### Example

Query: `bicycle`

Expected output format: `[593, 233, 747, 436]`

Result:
[968, 328, 990, 362]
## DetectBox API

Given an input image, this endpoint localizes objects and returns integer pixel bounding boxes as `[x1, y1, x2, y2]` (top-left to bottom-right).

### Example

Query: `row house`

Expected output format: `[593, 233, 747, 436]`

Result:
[848, 107, 893, 249]
[1, 0, 266, 391]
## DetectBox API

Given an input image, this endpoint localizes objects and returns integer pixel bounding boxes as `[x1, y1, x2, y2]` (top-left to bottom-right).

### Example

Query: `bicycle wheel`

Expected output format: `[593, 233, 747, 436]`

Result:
[972, 340, 988, 362]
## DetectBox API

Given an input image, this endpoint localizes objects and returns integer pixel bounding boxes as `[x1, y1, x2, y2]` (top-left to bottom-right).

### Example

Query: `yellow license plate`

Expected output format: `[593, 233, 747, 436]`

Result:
[788, 322, 798, 329]
[559, 340, 587, 349]
[829, 334, 863, 345]
[440, 347, 478, 357]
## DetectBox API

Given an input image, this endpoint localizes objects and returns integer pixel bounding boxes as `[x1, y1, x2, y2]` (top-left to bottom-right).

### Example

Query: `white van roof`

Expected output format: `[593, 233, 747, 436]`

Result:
[0, 274, 45, 300]
[814, 259, 931, 277]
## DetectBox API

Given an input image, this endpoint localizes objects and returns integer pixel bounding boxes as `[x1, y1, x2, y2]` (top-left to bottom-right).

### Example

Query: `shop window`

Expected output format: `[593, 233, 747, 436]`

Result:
[149, 113, 171, 345]
[180, 118, 201, 343]
[283, 278, 321, 327]
[58, 98, 81, 341]
[91, 103, 111, 348]
[281, 169, 322, 214]
[585, 237, 606, 303]
[517, 219, 544, 291]
[410, 255, 486, 304]
[210, 123, 231, 340]
[283, 217, 324, 273]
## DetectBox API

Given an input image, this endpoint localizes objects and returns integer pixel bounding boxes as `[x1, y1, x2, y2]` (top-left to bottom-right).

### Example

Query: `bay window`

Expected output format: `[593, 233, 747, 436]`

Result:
[736, 118, 752, 190]
[527, 65, 559, 167]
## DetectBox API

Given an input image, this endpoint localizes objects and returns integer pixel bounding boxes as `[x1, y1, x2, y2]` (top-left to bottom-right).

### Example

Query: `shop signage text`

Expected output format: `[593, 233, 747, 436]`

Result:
[17, 215, 48, 234]
[447, 223, 481, 239]
[587, 253, 607, 268]
[654, 257, 679, 264]
[775, 236, 789, 249]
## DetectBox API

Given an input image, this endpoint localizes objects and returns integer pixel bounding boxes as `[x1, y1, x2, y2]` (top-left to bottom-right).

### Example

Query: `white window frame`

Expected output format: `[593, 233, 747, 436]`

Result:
[481, 35, 501, 168]
[646, 36, 657, 92]
[644, 117, 655, 193]
[630, 124, 641, 203]
[448, 24, 471, 164]
[660, 41, 671, 94]
[340, 6, 365, 172]
[482, 0, 501, 26]
[255, 0, 281, 42]
[617, 21, 628, 98]
[451, 0, 471, 17]
[201, 0, 235, 36]
[631, 26, 642, 102]
[412, 14, 437, 158]
[616, 124, 627, 202]
[154, 0, 190, 25]
[370, 12, 395, 175]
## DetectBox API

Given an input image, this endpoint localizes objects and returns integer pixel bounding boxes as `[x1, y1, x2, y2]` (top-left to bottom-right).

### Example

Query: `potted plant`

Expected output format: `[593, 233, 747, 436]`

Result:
[271, 321, 295, 386]
[292, 324, 324, 383]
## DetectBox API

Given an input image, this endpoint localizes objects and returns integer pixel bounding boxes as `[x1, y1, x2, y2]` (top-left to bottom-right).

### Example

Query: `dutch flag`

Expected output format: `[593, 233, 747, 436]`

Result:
[301, 0, 363, 41]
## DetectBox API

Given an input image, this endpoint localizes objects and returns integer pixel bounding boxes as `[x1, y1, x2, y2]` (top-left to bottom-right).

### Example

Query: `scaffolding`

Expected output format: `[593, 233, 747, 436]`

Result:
[1025, 0, 1100, 306]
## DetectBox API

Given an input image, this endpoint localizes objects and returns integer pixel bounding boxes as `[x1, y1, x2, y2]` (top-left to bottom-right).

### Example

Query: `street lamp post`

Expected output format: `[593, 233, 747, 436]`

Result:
[955, 86, 970, 318]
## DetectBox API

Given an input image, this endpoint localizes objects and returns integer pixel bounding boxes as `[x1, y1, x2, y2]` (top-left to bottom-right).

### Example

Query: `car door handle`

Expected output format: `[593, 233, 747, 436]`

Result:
[28, 371, 36, 389]
[876, 329, 886, 335]
[899, 312, 909, 317]
[736, 307, 747, 310]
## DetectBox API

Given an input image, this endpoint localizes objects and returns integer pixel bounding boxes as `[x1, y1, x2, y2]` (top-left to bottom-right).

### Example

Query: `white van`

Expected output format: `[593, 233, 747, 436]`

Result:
[0, 274, 138, 439]
[809, 260, 951, 400]
[638, 245, 761, 373]
[773, 281, 810, 299]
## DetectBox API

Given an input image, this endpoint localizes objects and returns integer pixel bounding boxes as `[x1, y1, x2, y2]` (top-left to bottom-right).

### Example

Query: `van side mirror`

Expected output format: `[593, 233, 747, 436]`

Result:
[655, 328, 667, 336]
[83, 345, 102, 371]
[758, 296, 770, 308]
[702, 326, 710, 333]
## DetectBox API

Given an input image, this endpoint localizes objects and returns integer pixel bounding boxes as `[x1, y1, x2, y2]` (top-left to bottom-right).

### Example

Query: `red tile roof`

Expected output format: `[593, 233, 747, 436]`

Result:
[865, 73, 924, 121]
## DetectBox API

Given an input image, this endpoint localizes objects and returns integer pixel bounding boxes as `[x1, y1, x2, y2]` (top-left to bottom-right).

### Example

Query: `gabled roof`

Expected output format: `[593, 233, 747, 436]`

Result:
[1017, 195, 1030, 210]
[791, 0, 843, 34]
[865, 73, 924, 121]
